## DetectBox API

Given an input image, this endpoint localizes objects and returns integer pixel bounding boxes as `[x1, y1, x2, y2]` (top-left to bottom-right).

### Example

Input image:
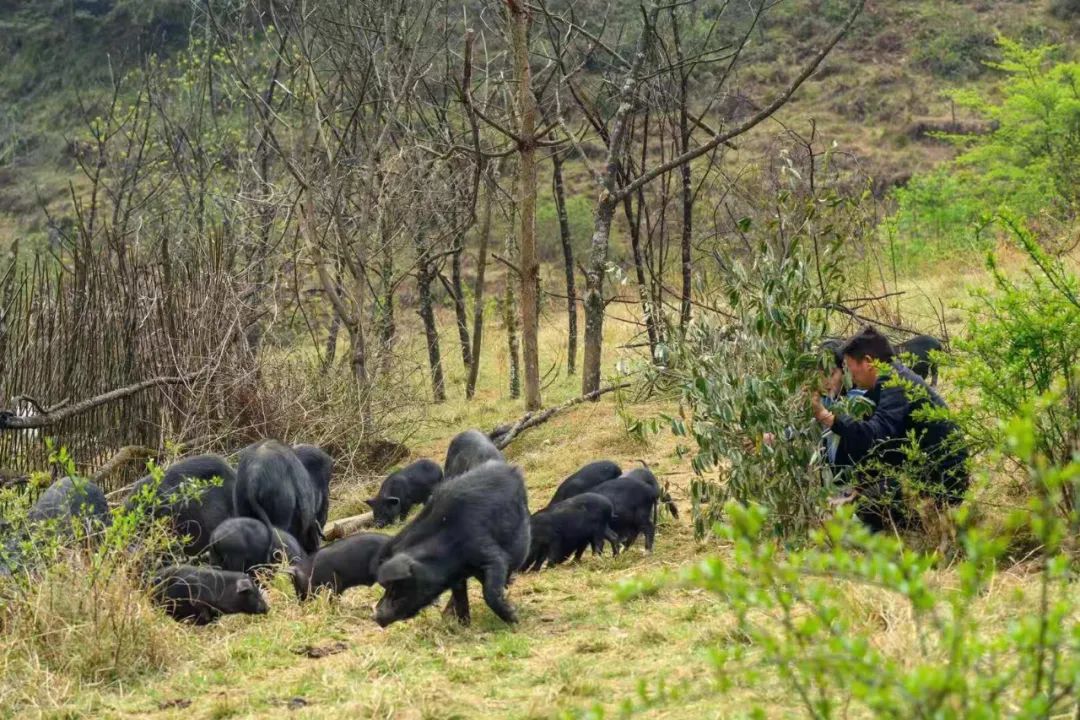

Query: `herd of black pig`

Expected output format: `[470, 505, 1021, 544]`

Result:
[3, 429, 676, 628]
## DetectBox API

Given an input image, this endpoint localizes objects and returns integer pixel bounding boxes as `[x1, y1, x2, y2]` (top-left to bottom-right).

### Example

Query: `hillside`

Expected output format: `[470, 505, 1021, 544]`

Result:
[1, 0, 1078, 244]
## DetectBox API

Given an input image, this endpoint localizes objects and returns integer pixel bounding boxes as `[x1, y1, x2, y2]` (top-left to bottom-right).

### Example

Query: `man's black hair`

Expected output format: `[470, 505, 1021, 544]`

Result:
[841, 325, 895, 363]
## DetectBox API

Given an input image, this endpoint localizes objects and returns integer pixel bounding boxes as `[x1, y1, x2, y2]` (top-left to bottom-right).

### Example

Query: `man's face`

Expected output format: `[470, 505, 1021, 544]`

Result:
[844, 354, 877, 390]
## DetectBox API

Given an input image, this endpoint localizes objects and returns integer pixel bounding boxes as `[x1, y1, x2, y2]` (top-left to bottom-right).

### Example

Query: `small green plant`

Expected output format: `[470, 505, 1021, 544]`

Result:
[616, 394, 1080, 718]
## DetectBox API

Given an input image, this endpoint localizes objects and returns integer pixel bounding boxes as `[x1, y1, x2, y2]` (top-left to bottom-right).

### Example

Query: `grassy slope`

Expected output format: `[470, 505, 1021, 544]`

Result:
[5, 258, 1049, 720]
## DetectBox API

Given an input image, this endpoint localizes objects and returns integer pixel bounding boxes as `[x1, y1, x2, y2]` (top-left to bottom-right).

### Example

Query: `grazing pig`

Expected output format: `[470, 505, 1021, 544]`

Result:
[234, 440, 322, 554]
[620, 466, 679, 519]
[591, 477, 660, 552]
[443, 429, 504, 481]
[29, 477, 111, 533]
[895, 334, 944, 386]
[126, 454, 236, 556]
[371, 461, 529, 627]
[290, 532, 390, 600]
[293, 444, 333, 527]
[150, 564, 268, 625]
[547, 460, 623, 507]
[366, 459, 444, 527]
[208, 517, 306, 575]
[522, 493, 619, 572]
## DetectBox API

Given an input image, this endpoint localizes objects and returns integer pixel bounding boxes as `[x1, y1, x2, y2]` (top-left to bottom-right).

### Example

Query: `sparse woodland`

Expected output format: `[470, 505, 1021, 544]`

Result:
[0, 1, 1079, 717]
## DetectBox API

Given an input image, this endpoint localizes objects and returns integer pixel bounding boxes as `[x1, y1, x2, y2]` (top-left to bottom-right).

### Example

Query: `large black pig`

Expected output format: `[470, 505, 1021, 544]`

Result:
[125, 454, 236, 556]
[371, 461, 529, 627]
[29, 477, 111, 533]
[293, 444, 333, 527]
[366, 459, 444, 527]
[443, 429, 504, 481]
[234, 440, 322, 554]
[150, 564, 269, 625]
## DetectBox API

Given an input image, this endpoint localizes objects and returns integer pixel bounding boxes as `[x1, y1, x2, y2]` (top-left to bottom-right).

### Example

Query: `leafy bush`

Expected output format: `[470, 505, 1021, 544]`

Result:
[655, 179, 866, 539]
[952, 219, 1080, 493]
[1050, 0, 1080, 19]
[616, 398, 1080, 718]
[912, 24, 996, 80]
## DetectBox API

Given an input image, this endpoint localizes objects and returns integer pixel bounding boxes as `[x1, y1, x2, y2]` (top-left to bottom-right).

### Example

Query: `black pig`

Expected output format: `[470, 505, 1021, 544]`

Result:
[366, 459, 444, 527]
[29, 476, 111, 530]
[150, 565, 269, 625]
[293, 444, 333, 527]
[591, 476, 660, 551]
[895, 334, 944, 386]
[547, 460, 623, 507]
[620, 466, 679, 519]
[290, 532, 390, 600]
[125, 454, 236, 556]
[208, 517, 306, 575]
[522, 493, 618, 572]
[234, 440, 322, 554]
[443, 429, 504, 481]
[371, 461, 529, 627]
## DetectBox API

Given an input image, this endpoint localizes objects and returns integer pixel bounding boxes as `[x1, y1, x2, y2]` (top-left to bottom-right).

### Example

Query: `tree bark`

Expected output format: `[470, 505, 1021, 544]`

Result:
[507, 0, 541, 411]
[581, 7, 659, 396]
[414, 232, 446, 403]
[551, 144, 577, 375]
[672, 8, 693, 331]
[466, 169, 495, 399]
[504, 224, 522, 400]
[450, 231, 473, 374]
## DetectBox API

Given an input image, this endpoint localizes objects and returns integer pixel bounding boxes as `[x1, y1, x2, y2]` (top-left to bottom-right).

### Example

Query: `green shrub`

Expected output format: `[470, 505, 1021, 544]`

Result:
[1050, 0, 1080, 19]
[654, 181, 865, 539]
[614, 397, 1080, 718]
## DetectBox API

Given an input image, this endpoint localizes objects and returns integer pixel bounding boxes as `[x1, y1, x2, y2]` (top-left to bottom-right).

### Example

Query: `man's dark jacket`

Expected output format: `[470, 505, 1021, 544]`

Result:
[831, 362, 968, 502]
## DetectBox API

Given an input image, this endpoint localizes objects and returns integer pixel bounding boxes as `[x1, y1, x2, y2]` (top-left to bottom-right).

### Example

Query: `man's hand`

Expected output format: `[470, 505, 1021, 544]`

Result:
[811, 394, 835, 428]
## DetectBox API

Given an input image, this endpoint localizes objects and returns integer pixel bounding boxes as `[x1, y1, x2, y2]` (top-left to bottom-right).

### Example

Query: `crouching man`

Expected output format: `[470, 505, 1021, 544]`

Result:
[812, 326, 969, 530]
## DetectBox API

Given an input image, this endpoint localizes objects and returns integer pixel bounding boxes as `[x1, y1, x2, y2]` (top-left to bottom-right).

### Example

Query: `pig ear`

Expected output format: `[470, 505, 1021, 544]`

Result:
[364, 498, 379, 509]
[235, 576, 255, 594]
[377, 554, 415, 584]
[385, 496, 401, 507]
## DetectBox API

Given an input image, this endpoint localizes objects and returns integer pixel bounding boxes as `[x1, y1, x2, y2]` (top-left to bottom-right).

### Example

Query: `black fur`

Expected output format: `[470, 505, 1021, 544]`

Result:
[522, 492, 618, 572]
[371, 461, 529, 627]
[29, 477, 111, 532]
[293, 444, 334, 527]
[590, 477, 661, 551]
[443, 429, 504, 481]
[291, 532, 390, 600]
[125, 454, 236, 555]
[208, 517, 306, 575]
[366, 459, 444, 527]
[895, 334, 944, 386]
[547, 460, 623, 507]
[150, 564, 268, 624]
[234, 440, 322, 555]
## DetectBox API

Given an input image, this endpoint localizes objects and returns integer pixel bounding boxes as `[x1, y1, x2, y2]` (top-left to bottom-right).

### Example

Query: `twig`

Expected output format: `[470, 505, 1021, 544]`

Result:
[0, 374, 202, 430]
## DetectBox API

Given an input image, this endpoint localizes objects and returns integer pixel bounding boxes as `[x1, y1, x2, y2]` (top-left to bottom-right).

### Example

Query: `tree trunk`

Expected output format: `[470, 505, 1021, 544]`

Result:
[672, 9, 693, 331]
[552, 145, 577, 375]
[376, 208, 396, 377]
[507, 0, 541, 411]
[414, 233, 445, 403]
[504, 225, 522, 400]
[466, 169, 495, 400]
[450, 231, 473, 374]
[580, 8, 659, 396]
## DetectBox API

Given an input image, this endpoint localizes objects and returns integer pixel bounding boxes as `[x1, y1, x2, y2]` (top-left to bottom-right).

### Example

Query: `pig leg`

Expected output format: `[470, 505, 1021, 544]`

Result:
[643, 519, 656, 551]
[481, 560, 517, 624]
[605, 528, 621, 556]
[442, 580, 471, 625]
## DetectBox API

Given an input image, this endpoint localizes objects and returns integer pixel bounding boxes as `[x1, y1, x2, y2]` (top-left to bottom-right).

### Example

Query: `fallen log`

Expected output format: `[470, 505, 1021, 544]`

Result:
[488, 382, 630, 450]
[323, 511, 375, 541]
